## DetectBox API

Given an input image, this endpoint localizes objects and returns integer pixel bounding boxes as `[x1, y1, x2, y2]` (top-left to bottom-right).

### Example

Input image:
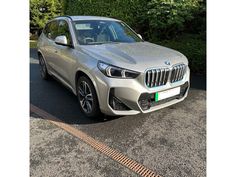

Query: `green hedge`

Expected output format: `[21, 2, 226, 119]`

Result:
[62, 0, 205, 40]
[61, 0, 206, 73]
[159, 33, 206, 74]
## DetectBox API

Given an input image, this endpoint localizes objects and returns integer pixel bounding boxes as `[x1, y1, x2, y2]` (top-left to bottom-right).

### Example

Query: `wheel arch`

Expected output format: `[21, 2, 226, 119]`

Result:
[74, 69, 100, 98]
[37, 49, 45, 58]
[74, 69, 101, 110]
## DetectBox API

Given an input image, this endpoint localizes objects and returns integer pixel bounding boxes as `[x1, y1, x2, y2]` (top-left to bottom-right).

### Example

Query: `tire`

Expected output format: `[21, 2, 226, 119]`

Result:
[38, 54, 50, 80]
[77, 76, 101, 118]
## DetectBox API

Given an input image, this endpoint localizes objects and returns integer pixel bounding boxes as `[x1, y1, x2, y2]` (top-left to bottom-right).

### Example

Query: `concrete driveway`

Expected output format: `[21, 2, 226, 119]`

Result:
[30, 48, 206, 177]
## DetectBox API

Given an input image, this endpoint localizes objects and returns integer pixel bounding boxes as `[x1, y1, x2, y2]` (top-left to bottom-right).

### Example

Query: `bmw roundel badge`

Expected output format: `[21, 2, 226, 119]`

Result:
[165, 61, 171, 65]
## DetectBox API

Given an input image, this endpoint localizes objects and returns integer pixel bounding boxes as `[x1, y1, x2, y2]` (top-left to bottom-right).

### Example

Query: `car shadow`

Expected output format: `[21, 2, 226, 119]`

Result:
[30, 48, 206, 125]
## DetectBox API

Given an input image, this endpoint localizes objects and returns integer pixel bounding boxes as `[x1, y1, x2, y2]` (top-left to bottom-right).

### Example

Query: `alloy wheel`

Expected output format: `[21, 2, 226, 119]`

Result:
[78, 81, 94, 113]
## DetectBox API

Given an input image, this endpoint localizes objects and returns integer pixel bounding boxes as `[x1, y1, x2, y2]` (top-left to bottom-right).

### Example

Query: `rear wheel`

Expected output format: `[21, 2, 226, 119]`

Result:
[39, 55, 50, 80]
[77, 76, 101, 118]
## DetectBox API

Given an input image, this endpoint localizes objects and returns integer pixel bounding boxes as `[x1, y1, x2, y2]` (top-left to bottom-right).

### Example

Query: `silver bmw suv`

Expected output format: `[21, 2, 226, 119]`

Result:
[37, 16, 190, 117]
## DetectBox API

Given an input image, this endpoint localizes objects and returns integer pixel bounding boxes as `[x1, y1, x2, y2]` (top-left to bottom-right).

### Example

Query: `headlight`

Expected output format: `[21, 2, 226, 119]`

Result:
[97, 61, 140, 79]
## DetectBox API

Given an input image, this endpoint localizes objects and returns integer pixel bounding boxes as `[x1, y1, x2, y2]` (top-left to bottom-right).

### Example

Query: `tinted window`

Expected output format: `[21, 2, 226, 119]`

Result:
[73, 20, 142, 45]
[43, 23, 50, 37]
[48, 21, 58, 40]
[43, 21, 58, 40]
[57, 20, 72, 44]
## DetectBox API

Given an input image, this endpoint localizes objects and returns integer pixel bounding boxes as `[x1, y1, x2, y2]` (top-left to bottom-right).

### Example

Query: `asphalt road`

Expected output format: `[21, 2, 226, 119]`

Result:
[30, 48, 206, 177]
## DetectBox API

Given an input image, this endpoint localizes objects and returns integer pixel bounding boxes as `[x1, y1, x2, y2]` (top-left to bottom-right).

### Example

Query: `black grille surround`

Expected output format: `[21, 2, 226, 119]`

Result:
[145, 63, 187, 88]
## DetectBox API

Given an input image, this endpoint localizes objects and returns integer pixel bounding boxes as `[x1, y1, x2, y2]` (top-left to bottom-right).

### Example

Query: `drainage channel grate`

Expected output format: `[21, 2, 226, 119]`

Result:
[30, 104, 162, 177]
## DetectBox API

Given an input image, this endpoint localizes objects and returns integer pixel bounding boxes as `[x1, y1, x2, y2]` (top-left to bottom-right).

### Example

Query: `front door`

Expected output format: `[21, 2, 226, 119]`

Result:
[52, 19, 75, 86]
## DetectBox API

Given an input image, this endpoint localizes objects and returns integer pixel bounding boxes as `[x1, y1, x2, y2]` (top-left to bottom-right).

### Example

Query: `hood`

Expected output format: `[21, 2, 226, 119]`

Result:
[80, 42, 188, 72]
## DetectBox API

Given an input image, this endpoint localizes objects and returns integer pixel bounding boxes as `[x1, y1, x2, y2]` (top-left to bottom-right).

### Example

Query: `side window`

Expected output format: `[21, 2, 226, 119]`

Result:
[43, 22, 51, 37]
[48, 21, 58, 40]
[43, 21, 58, 40]
[57, 20, 72, 44]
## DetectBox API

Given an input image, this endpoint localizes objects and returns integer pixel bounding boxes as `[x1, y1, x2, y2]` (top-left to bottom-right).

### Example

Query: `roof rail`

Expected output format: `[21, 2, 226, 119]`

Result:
[55, 15, 73, 20]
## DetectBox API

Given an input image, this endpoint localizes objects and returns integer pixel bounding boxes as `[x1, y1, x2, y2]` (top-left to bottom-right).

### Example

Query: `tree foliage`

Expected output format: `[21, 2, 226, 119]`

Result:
[147, 0, 202, 39]
[30, 0, 206, 73]
[30, 0, 205, 40]
[62, 0, 205, 40]
[30, 0, 62, 31]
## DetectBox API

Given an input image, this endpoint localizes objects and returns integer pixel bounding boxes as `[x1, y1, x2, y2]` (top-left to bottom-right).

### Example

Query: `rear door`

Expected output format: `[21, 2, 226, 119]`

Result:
[41, 20, 59, 73]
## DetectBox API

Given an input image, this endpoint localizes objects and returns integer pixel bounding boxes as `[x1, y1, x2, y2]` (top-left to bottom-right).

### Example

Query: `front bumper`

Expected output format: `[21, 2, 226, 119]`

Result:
[92, 66, 190, 116]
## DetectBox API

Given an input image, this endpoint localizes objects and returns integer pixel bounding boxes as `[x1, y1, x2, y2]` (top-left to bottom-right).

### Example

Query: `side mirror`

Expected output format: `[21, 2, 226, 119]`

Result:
[55, 35, 71, 47]
[137, 34, 142, 39]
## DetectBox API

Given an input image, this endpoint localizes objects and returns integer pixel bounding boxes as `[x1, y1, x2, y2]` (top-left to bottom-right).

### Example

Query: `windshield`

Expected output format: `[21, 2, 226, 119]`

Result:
[73, 20, 143, 45]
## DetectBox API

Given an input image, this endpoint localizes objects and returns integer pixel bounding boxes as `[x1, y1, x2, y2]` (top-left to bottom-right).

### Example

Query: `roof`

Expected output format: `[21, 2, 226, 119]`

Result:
[55, 16, 120, 22]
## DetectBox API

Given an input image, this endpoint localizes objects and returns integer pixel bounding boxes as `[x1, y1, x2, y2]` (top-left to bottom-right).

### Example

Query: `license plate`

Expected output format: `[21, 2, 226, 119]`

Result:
[155, 87, 180, 102]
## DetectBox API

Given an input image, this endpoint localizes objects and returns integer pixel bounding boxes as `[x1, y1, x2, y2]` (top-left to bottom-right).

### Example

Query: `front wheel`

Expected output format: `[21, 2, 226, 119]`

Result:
[77, 76, 101, 118]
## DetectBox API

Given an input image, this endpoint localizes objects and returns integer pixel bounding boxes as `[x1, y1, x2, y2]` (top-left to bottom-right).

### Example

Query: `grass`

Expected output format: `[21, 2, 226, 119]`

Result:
[30, 40, 37, 48]
[158, 33, 206, 74]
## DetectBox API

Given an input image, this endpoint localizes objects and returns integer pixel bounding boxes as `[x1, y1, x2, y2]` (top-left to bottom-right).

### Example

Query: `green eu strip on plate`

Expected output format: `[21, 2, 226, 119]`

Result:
[155, 92, 159, 102]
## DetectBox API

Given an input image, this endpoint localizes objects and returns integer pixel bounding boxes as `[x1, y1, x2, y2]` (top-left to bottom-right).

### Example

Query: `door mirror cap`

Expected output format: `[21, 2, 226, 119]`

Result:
[137, 34, 142, 39]
[55, 35, 69, 46]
